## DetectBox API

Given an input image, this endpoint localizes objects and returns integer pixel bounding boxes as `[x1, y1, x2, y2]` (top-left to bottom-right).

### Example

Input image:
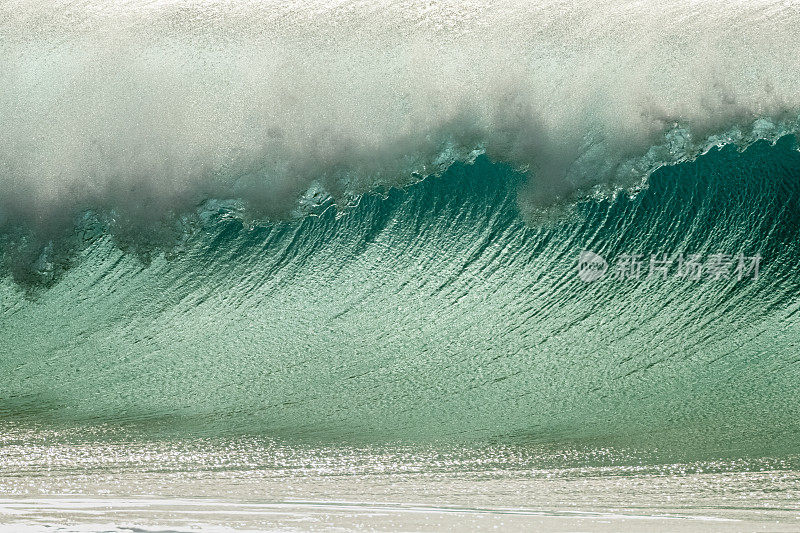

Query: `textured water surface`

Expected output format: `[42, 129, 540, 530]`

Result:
[1, 425, 799, 531]
[3, 1, 800, 530]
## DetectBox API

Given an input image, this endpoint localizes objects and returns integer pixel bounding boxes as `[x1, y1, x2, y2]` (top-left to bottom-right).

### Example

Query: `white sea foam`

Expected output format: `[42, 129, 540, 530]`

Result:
[1, 0, 799, 233]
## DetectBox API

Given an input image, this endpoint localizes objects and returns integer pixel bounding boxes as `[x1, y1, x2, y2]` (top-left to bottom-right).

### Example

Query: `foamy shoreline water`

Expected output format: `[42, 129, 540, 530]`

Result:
[2, 431, 799, 532]
[0, 443, 800, 532]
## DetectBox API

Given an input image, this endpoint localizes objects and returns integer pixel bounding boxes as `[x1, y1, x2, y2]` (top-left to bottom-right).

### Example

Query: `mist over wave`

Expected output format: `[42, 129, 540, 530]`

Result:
[1, 0, 800, 251]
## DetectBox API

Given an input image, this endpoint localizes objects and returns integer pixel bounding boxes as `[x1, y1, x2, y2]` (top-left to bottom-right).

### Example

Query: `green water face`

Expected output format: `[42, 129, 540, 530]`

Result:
[1, 138, 800, 458]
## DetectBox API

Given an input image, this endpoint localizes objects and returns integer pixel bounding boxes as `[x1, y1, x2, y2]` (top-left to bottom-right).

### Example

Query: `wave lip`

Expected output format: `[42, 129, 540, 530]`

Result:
[2, 0, 800, 240]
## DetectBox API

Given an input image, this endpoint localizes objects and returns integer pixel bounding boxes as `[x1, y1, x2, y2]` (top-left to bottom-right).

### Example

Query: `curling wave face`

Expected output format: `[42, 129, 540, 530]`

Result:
[1, 137, 800, 455]
[1, 1, 800, 456]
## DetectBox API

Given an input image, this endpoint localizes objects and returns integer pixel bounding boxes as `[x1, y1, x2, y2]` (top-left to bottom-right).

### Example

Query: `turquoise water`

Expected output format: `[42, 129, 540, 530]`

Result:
[3, 122, 800, 533]
[3, 138, 800, 456]
[3, 0, 800, 530]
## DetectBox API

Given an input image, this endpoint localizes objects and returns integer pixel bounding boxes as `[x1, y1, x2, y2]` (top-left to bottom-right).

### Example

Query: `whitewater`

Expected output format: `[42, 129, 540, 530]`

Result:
[1, 0, 800, 531]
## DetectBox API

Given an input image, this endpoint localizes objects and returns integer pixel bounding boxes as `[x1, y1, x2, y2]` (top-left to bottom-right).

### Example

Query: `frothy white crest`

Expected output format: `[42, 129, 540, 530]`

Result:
[1, 0, 799, 234]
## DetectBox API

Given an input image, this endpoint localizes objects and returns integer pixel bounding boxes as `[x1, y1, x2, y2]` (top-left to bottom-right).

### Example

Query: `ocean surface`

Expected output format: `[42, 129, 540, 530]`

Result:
[2, 0, 800, 530]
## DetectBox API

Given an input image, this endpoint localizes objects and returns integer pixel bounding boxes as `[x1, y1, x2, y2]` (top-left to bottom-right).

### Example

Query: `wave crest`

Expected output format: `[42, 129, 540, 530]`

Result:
[2, 1, 800, 243]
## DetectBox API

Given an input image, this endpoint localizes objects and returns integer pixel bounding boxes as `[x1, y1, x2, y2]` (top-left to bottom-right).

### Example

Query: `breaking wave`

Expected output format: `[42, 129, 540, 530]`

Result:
[1, 1, 800, 458]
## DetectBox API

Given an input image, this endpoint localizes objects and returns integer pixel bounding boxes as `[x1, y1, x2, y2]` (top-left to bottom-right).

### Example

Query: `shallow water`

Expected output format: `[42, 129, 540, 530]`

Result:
[1, 424, 799, 531]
